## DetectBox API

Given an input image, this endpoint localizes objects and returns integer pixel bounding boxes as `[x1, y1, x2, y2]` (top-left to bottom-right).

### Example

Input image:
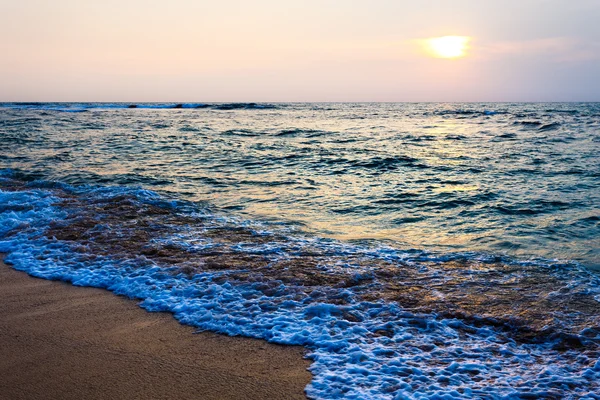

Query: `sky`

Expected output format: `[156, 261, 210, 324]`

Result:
[1, 0, 599, 102]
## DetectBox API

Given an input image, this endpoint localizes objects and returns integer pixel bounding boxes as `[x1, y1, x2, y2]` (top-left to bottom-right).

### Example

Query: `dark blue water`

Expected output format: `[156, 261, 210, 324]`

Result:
[1, 102, 600, 399]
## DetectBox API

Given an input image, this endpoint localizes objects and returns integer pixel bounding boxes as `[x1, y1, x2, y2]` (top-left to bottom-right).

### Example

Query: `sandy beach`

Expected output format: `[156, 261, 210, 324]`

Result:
[0, 257, 311, 400]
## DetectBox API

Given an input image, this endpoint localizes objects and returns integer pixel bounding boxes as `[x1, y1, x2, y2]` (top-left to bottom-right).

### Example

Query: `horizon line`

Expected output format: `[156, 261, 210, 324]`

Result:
[2, 100, 600, 104]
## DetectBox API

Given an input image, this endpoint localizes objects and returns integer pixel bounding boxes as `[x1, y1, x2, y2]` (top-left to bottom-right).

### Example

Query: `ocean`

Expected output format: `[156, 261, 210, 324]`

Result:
[1, 102, 599, 398]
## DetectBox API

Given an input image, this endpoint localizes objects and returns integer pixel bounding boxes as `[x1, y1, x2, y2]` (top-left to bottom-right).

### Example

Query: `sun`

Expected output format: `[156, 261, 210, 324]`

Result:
[425, 36, 470, 59]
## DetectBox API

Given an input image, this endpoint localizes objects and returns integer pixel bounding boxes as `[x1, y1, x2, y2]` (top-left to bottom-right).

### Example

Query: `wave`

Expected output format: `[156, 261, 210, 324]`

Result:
[493, 133, 518, 140]
[347, 156, 424, 171]
[213, 103, 278, 110]
[514, 120, 542, 127]
[221, 128, 261, 137]
[221, 128, 331, 138]
[274, 128, 329, 137]
[492, 200, 572, 216]
[544, 108, 579, 114]
[1, 173, 599, 399]
[538, 122, 562, 132]
[426, 109, 509, 118]
[0, 102, 280, 112]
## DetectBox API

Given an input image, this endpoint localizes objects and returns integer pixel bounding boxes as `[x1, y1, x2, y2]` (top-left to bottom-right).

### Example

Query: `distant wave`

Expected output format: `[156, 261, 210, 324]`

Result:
[274, 128, 329, 137]
[0, 102, 280, 112]
[537, 122, 562, 132]
[514, 120, 542, 127]
[424, 109, 509, 118]
[213, 103, 278, 110]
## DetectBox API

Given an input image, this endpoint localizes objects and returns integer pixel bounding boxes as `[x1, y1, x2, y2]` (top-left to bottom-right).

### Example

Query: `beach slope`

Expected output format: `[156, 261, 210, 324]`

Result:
[0, 258, 310, 400]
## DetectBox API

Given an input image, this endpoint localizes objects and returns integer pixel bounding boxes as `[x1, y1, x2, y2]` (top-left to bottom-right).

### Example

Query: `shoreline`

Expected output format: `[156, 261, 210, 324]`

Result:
[0, 256, 311, 400]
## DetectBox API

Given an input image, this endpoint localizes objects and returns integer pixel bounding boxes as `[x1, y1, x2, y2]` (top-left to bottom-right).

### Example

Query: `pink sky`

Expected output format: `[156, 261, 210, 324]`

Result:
[1, 0, 599, 101]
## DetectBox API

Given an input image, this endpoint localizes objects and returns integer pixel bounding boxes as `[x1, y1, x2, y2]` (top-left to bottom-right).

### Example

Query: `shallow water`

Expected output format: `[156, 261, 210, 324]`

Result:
[1, 103, 599, 399]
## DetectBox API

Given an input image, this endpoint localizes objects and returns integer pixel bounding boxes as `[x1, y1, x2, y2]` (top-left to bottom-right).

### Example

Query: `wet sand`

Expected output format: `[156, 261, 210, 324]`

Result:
[0, 257, 311, 400]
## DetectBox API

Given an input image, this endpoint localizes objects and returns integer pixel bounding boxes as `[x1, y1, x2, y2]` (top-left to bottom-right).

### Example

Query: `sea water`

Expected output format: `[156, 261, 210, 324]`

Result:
[1, 103, 599, 398]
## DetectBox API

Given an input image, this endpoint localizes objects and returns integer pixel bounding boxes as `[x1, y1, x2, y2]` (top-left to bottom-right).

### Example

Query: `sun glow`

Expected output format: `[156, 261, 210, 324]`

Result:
[425, 36, 470, 59]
